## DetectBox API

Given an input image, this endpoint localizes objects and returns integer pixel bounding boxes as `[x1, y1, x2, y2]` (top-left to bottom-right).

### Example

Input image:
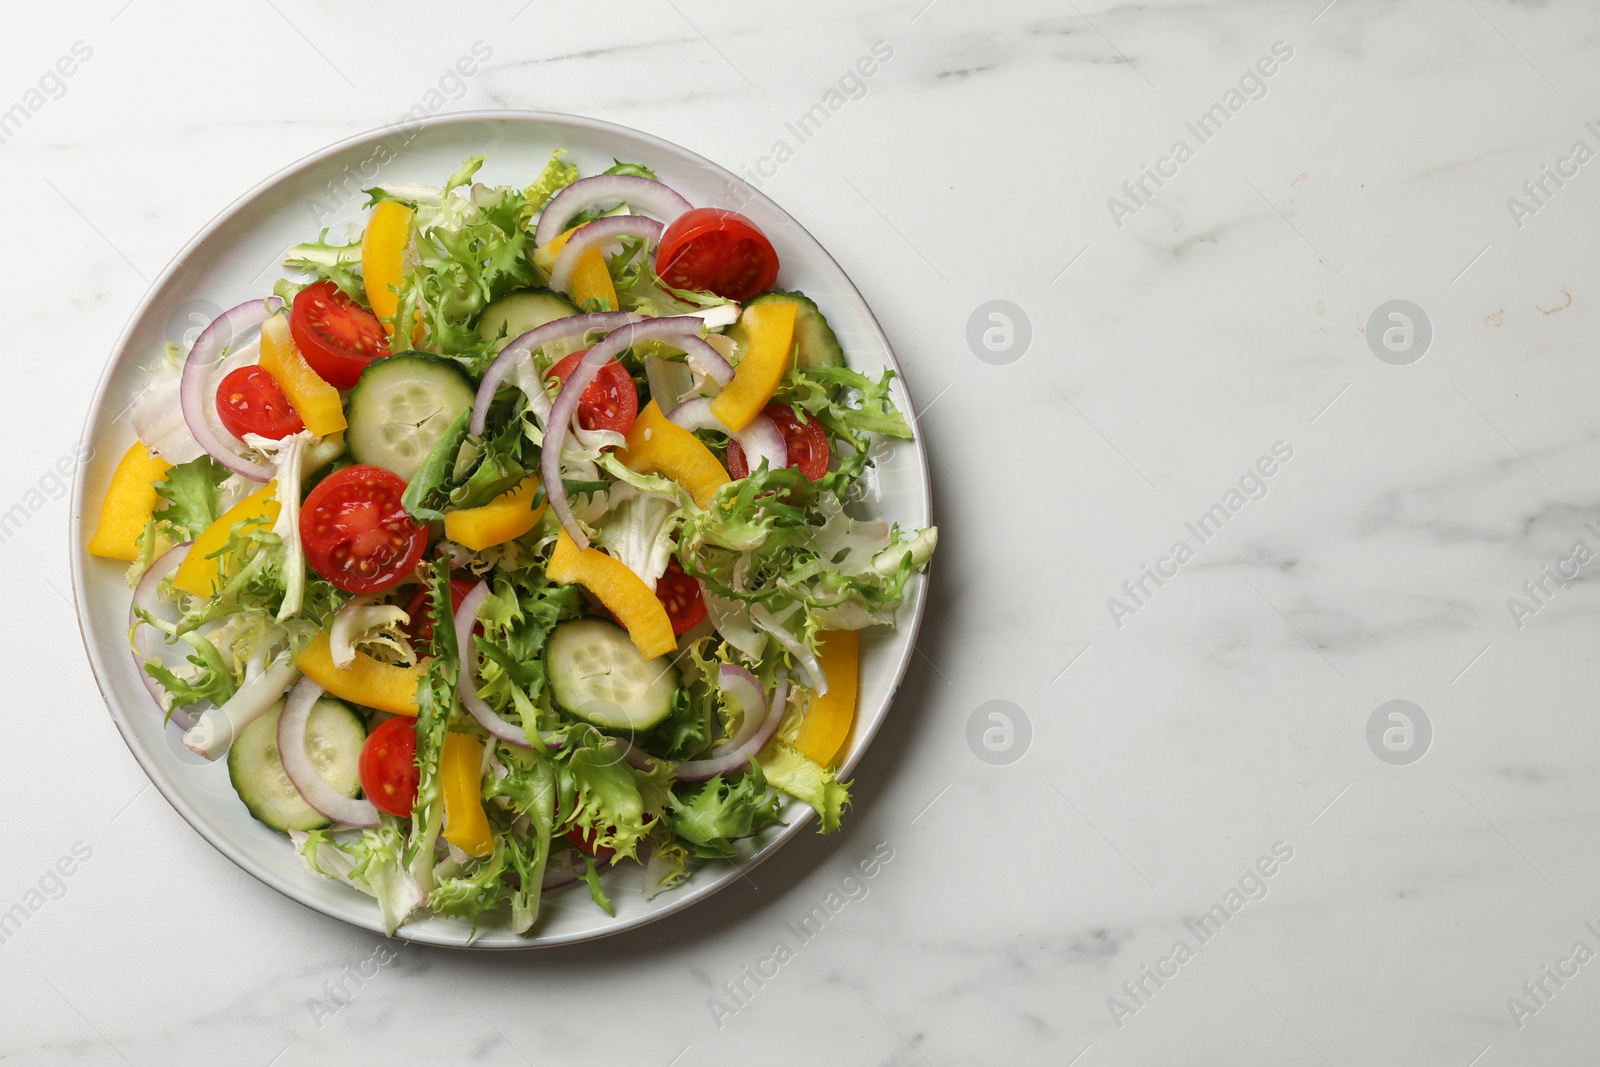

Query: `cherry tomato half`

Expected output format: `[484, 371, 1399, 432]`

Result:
[726, 405, 830, 482]
[215, 365, 304, 441]
[403, 577, 480, 645]
[359, 717, 419, 818]
[656, 557, 707, 636]
[289, 280, 390, 389]
[546, 351, 639, 435]
[299, 465, 426, 594]
[656, 208, 779, 302]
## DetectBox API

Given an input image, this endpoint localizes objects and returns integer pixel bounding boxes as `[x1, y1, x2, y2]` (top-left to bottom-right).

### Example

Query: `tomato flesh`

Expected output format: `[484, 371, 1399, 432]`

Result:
[403, 577, 479, 645]
[290, 280, 390, 389]
[656, 557, 707, 636]
[656, 208, 780, 302]
[566, 824, 615, 858]
[300, 465, 426, 594]
[726, 405, 830, 481]
[546, 351, 638, 435]
[215, 365, 304, 441]
[566, 812, 654, 858]
[359, 717, 419, 818]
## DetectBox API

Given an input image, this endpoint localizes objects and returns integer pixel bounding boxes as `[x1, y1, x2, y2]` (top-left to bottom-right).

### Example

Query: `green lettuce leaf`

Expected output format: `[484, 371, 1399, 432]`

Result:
[143, 630, 235, 713]
[294, 819, 425, 936]
[281, 231, 365, 300]
[152, 455, 226, 540]
[759, 741, 850, 833]
[485, 750, 559, 932]
[577, 854, 615, 915]
[472, 573, 578, 728]
[664, 758, 784, 853]
[406, 562, 460, 887]
[428, 838, 509, 925]
[603, 160, 658, 180]
[554, 739, 657, 862]
[402, 411, 470, 522]
[524, 149, 579, 213]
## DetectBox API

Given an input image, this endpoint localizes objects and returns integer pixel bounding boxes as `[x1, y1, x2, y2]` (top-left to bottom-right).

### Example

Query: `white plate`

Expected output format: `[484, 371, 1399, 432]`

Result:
[68, 110, 931, 949]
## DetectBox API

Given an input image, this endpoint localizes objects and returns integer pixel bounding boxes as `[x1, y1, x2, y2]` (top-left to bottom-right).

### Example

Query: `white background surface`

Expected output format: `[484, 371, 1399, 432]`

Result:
[7, 0, 1600, 1064]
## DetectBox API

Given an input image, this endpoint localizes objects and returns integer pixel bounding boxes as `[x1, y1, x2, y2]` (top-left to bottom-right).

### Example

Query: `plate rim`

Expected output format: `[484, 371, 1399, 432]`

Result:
[67, 108, 932, 950]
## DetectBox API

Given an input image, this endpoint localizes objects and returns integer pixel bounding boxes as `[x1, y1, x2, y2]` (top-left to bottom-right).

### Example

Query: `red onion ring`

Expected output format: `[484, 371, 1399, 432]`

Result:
[470, 312, 642, 435]
[278, 677, 380, 828]
[180, 297, 282, 481]
[542, 317, 717, 550]
[130, 541, 196, 731]
[455, 581, 533, 748]
[667, 398, 786, 473]
[671, 670, 788, 783]
[750, 605, 827, 696]
[534, 174, 692, 248]
[548, 215, 663, 296]
[709, 664, 768, 755]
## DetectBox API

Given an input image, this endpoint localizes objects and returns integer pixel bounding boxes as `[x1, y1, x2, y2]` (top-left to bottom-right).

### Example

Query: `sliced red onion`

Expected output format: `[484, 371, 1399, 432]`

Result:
[542, 318, 718, 550]
[278, 677, 380, 828]
[670, 334, 733, 386]
[180, 297, 282, 481]
[549, 215, 663, 295]
[534, 174, 692, 247]
[672, 670, 788, 783]
[542, 850, 582, 890]
[710, 664, 768, 755]
[130, 541, 196, 731]
[470, 312, 640, 435]
[456, 581, 532, 748]
[751, 604, 827, 696]
[668, 398, 787, 473]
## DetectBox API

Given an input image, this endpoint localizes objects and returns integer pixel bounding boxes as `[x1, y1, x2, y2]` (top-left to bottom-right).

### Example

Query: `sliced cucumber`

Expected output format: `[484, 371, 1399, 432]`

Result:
[228, 697, 365, 833]
[476, 288, 580, 350]
[729, 291, 844, 370]
[346, 354, 477, 481]
[547, 619, 679, 732]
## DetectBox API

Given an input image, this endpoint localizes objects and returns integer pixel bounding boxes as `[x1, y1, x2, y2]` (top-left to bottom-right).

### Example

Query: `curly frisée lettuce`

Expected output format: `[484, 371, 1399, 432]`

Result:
[102, 148, 936, 939]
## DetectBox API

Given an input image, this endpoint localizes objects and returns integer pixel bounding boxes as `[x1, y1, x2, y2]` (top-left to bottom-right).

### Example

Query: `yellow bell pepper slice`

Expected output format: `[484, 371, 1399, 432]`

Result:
[295, 631, 427, 717]
[710, 301, 798, 432]
[539, 224, 617, 312]
[443, 475, 546, 551]
[617, 400, 730, 508]
[170, 484, 279, 597]
[792, 630, 860, 767]
[88, 443, 172, 561]
[362, 199, 413, 345]
[547, 529, 676, 659]
[441, 732, 493, 857]
[258, 315, 346, 436]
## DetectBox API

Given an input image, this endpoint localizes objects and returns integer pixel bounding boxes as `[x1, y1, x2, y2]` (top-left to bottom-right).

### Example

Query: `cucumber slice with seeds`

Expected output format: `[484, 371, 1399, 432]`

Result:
[228, 697, 365, 833]
[475, 288, 581, 351]
[547, 619, 678, 732]
[345, 353, 476, 481]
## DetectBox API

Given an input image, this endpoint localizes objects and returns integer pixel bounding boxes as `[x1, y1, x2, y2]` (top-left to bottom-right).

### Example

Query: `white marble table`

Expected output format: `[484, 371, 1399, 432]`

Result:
[9, 0, 1600, 1062]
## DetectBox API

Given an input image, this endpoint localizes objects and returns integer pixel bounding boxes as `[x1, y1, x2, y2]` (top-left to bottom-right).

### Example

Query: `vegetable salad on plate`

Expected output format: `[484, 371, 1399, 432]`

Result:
[89, 152, 936, 937]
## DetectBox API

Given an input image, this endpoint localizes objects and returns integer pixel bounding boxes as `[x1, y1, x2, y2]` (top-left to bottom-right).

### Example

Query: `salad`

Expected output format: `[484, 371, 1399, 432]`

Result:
[88, 151, 936, 937]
